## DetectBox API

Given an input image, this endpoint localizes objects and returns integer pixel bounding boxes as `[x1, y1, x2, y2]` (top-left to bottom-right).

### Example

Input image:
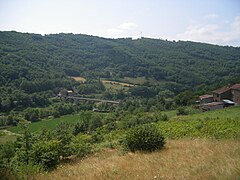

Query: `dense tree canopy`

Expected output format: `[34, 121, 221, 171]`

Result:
[0, 31, 239, 113]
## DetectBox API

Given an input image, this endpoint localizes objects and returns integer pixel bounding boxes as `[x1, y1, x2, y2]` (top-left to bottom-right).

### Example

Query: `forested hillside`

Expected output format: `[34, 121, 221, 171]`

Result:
[1, 31, 240, 85]
[0, 31, 240, 112]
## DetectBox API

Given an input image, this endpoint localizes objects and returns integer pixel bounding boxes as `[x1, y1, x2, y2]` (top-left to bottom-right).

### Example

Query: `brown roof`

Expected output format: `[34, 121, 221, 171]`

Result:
[199, 94, 213, 100]
[213, 87, 231, 94]
[231, 84, 240, 90]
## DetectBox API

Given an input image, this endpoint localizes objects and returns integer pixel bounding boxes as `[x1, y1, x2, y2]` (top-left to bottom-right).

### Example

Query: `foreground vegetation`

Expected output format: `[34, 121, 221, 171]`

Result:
[36, 139, 240, 180]
[1, 106, 239, 179]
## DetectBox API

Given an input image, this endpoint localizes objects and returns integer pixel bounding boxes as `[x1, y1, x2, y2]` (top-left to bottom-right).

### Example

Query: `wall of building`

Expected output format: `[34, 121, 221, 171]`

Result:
[232, 90, 240, 104]
[201, 103, 224, 111]
[200, 97, 213, 104]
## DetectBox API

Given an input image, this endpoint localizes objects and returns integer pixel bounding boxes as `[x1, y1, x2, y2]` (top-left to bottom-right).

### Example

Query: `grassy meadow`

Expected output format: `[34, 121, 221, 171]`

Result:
[36, 139, 240, 180]
[121, 76, 163, 85]
[8, 114, 81, 133]
[101, 79, 135, 92]
[70, 76, 87, 83]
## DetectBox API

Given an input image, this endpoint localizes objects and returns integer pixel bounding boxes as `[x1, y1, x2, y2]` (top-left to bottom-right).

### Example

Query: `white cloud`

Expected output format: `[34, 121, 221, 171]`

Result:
[107, 22, 137, 36]
[205, 13, 219, 19]
[175, 16, 240, 46]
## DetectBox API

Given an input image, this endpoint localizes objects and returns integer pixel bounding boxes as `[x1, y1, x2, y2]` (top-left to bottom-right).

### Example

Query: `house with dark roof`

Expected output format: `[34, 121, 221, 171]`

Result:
[198, 83, 240, 111]
[213, 86, 232, 102]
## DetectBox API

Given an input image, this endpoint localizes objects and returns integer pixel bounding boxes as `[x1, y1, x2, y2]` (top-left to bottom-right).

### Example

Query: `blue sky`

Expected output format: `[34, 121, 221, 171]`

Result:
[0, 0, 239, 46]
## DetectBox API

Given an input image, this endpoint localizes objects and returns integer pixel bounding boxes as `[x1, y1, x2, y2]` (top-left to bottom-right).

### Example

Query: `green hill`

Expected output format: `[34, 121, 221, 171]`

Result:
[1, 31, 240, 91]
[1, 31, 240, 113]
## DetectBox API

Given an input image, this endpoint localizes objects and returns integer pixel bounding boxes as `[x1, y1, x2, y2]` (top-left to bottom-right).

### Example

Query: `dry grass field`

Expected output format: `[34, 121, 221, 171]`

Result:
[102, 80, 135, 87]
[71, 76, 87, 83]
[36, 139, 240, 180]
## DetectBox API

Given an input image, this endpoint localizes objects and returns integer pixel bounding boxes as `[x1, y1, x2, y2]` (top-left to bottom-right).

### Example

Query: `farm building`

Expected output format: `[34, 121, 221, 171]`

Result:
[213, 87, 232, 102]
[199, 83, 240, 111]
[199, 94, 213, 104]
[201, 102, 224, 112]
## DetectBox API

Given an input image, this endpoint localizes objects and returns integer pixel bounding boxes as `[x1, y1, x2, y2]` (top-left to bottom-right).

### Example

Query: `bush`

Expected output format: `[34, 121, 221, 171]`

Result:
[24, 108, 40, 122]
[30, 140, 60, 170]
[123, 124, 165, 152]
[157, 113, 168, 121]
[70, 134, 92, 158]
[176, 107, 189, 116]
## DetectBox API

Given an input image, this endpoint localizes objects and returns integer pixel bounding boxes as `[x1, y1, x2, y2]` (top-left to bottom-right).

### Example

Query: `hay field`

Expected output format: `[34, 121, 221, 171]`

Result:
[36, 139, 240, 180]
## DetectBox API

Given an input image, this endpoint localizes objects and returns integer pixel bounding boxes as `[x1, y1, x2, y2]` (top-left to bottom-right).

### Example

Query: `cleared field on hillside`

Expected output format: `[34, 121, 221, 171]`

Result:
[8, 112, 108, 134]
[102, 80, 135, 87]
[71, 76, 87, 83]
[8, 114, 81, 133]
[36, 139, 240, 180]
[101, 80, 135, 92]
[121, 76, 162, 85]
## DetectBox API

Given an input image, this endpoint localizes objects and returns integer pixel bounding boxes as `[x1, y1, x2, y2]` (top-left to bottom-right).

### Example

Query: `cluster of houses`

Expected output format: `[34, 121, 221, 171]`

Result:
[199, 84, 240, 111]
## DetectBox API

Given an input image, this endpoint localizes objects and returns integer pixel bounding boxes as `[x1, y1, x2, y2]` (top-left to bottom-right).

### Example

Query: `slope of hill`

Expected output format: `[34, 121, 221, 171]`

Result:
[36, 139, 240, 180]
[33, 107, 240, 180]
[1, 31, 240, 89]
[1, 31, 240, 113]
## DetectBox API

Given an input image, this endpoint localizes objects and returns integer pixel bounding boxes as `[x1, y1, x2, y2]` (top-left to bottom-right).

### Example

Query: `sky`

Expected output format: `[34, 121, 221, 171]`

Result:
[0, 0, 240, 46]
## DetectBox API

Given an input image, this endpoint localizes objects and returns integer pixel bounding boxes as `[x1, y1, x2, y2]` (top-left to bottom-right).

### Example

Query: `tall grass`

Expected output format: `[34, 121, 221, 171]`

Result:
[36, 139, 240, 180]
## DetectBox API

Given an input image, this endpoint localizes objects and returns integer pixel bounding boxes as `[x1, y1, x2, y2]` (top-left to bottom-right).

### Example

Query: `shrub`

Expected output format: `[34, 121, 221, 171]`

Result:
[30, 140, 60, 170]
[123, 124, 165, 152]
[70, 134, 92, 158]
[158, 113, 168, 121]
[176, 107, 189, 116]
[24, 108, 40, 122]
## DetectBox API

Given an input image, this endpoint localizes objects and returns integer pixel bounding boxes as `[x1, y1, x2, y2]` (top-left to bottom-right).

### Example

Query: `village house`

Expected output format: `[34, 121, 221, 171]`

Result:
[199, 83, 240, 111]
[212, 86, 232, 102]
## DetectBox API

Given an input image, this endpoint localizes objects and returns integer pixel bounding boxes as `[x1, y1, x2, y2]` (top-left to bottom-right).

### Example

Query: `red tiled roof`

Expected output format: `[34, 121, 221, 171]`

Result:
[199, 94, 213, 100]
[213, 87, 231, 94]
[231, 84, 240, 90]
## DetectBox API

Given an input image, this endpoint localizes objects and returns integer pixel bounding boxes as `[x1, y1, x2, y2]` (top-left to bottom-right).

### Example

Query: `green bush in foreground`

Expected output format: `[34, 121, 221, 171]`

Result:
[124, 124, 165, 152]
